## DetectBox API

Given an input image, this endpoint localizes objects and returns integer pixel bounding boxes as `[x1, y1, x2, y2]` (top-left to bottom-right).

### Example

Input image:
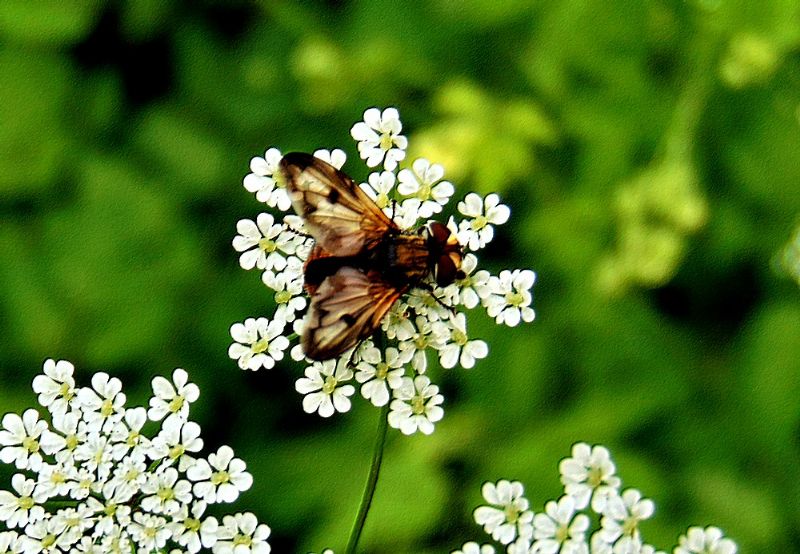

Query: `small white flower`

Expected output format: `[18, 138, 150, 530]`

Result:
[0, 409, 47, 471]
[148, 368, 200, 423]
[473, 480, 534, 545]
[213, 512, 271, 554]
[70, 467, 99, 500]
[397, 158, 454, 218]
[484, 269, 536, 327]
[531, 495, 590, 554]
[360, 170, 396, 210]
[387, 375, 444, 435]
[599, 489, 655, 547]
[233, 213, 297, 272]
[169, 502, 219, 553]
[34, 462, 76, 500]
[228, 317, 290, 371]
[110, 406, 150, 458]
[457, 192, 510, 251]
[51, 503, 94, 548]
[350, 107, 408, 171]
[140, 467, 192, 515]
[150, 417, 204, 472]
[128, 512, 171, 552]
[107, 452, 148, 502]
[73, 432, 117, 480]
[23, 516, 68, 553]
[262, 262, 307, 323]
[452, 542, 496, 554]
[76, 372, 126, 432]
[675, 526, 737, 554]
[397, 316, 448, 373]
[313, 148, 347, 169]
[355, 345, 410, 407]
[453, 253, 491, 309]
[0, 474, 46, 529]
[295, 359, 355, 418]
[32, 359, 76, 416]
[187, 445, 253, 503]
[243, 147, 291, 211]
[44, 410, 82, 464]
[437, 313, 488, 369]
[559, 442, 621, 512]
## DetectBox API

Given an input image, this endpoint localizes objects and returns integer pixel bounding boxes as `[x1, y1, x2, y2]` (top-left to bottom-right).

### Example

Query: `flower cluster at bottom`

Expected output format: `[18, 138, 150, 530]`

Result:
[0, 360, 270, 554]
[455, 443, 737, 554]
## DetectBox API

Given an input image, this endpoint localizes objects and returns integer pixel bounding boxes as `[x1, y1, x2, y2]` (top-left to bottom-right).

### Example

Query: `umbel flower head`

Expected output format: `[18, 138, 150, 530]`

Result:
[0, 359, 270, 554]
[455, 442, 737, 554]
[231, 107, 536, 434]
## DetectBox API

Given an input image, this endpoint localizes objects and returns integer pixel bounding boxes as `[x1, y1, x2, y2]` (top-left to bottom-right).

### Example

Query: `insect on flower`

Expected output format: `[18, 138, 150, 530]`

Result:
[278, 152, 464, 361]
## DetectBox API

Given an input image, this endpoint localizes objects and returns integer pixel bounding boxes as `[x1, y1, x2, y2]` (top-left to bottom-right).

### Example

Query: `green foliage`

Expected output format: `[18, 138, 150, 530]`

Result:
[1, 0, 799, 552]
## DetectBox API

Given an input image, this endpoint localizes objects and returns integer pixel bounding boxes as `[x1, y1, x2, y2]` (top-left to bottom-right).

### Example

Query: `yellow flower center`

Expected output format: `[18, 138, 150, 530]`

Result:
[322, 375, 338, 395]
[168, 396, 185, 414]
[471, 215, 488, 230]
[452, 329, 468, 346]
[411, 395, 426, 415]
[59, 382, 73, 400]
[503, 505, 520, 523]
[22, 436, 39, 453]
[211, 470, 230, 486]
[416, 183, 431, 199]
[41, 535, 56, 549]
[157, 486, 175, 501]
[105, 502, 117, 517]
[252, 337, 269, 354]
[555, 523, 569, 543]
[375, 362, 389, 380]
[258, 237, 277, 253]
[65, 434, 78, 451]
[233, 533, 253, 546]
[379, 133, 394, 150]
[587, 466, 603, 488]
[185, 517, 201, 532]
[274, 290, 292, 304]
[100, 398, 114, 417]
[169, 444, 186, 460]
[505, 291, 524, 307]
[17, 496, 34, 510]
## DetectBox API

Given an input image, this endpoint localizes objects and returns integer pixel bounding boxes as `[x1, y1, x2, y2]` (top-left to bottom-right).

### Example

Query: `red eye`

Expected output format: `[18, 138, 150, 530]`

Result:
[427, 221, 451, 245]
[435, 253, 457, 286]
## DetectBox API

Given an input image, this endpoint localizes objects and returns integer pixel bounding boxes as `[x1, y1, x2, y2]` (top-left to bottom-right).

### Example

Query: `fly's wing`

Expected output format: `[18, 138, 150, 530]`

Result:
[279, 152, 397, 256]
[302, 266, 406, 360]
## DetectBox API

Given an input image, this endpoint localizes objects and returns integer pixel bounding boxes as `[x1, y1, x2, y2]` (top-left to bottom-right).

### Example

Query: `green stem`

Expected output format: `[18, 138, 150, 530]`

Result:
[344, 402, 390, 554]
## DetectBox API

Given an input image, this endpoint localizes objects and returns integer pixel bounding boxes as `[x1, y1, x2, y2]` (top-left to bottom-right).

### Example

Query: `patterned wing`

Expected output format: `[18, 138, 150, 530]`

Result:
[302, 266, 406, 360]
[279, 152, 397, 256]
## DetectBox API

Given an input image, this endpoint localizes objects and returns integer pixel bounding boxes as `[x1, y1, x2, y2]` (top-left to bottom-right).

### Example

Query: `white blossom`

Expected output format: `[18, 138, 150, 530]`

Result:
[387, 375, 444, 435]
[350, 107, 408, 171]
[0, 362, 267, 553]
[187, 445, 253, 504]
[473, 480, 534, 545]
[457, 192, 510, 251]
[295, 359, 356, 417]
[228, 317, 290, 371]
[675, 526, 737, 554]
[213, 512, 271, 554]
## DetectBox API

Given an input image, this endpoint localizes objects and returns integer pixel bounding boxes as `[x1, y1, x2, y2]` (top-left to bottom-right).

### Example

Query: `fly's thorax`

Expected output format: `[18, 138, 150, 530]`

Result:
[383, 233, 431, 286]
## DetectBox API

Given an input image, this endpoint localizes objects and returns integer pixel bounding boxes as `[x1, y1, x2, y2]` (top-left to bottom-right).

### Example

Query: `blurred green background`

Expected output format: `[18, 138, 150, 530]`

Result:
[1, 0, 799, 552]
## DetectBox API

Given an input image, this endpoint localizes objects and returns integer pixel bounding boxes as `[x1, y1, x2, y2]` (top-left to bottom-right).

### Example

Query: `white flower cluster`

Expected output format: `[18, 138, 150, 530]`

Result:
[456, 443, 737, 554]
[0, 359, 270, 554]
[230, 107, 536, 434]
